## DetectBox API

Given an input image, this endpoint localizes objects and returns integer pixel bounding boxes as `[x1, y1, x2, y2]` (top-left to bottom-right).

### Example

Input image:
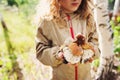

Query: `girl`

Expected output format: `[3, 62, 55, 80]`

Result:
[35, 0, 100, 80]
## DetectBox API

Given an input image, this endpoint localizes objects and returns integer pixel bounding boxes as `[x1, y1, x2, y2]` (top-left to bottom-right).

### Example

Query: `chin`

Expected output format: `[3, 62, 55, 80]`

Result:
[66, 8, 78, 13]
[71, 8, 78, 12]
[71, 9, 78, 13]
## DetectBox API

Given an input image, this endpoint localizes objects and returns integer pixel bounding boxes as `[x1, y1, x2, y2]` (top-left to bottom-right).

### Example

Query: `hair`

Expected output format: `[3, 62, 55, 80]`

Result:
[35, 0, 94, 27]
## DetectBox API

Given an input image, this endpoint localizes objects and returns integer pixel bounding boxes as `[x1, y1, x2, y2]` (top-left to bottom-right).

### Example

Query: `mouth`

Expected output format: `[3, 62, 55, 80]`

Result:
[71, 3, 79, 6]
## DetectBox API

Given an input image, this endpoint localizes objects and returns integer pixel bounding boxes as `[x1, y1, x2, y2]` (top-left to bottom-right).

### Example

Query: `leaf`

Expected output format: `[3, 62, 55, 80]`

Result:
[0, 60, 3, 67]
[92, 59, 100, 67]
[117, 16, 120, 23]
[6, 61, 12, 70]
[114, 44, 120, 53]
[115, 26, 120, 31]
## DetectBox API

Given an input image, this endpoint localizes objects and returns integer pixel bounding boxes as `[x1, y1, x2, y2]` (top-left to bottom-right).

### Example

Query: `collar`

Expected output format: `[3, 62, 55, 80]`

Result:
[60, 10, 80, 21]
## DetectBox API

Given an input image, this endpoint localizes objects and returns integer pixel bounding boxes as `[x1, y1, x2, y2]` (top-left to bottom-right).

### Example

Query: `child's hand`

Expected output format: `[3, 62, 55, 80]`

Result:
[56, 51, 64, 60]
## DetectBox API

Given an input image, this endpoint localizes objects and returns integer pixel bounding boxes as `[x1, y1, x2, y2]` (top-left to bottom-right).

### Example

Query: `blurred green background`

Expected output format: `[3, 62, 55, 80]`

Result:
[0, 0, 52, 80]
[0, 0, 120, 80]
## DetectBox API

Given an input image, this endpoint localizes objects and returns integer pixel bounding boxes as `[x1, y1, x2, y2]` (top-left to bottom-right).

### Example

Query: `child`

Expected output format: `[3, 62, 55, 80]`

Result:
[35, 0, 100, 80]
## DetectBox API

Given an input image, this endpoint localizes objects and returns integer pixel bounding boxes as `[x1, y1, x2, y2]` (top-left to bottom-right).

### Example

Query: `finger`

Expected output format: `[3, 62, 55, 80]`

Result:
[58, 52, 64, 58]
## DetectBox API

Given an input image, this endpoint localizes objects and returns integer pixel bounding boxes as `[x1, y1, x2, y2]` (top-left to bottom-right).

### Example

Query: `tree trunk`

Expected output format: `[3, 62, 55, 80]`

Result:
[113, 0, 120, 16]
[112, 0, 120, 24]
[93, 0, 114, 80]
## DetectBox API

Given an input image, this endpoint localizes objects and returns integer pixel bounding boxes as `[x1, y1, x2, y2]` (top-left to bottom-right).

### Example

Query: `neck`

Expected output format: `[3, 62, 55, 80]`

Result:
[62, 8, 74, 14]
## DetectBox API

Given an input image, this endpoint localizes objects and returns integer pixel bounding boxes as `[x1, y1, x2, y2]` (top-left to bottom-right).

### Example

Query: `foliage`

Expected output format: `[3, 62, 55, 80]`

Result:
[0, 9, 36, 80]
[111, 16, 120, 53]
[109, 0, 114, 3]
[108, 0, 115, 10]
[14, 0, 39, 19]
[6, 0, 18, 6]
[0, 0, 39, 78]
[92, 59, 100, 68]
[0, 0, 39, 21]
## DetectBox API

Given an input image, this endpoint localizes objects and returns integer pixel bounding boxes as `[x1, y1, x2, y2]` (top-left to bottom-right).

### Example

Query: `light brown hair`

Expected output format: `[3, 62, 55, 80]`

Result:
[35, 0, 94, 27]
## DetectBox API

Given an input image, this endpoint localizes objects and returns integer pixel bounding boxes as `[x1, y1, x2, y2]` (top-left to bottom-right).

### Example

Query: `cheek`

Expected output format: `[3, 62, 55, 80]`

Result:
[59, 0, 70, 5]
[79, 0, 82, 5]
[59, 1, 70, 8]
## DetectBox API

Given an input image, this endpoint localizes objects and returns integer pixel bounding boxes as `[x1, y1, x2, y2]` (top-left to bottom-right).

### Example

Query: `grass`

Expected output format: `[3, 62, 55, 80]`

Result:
[0, 9, 36, 53]
[0, 7, 38, 80]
